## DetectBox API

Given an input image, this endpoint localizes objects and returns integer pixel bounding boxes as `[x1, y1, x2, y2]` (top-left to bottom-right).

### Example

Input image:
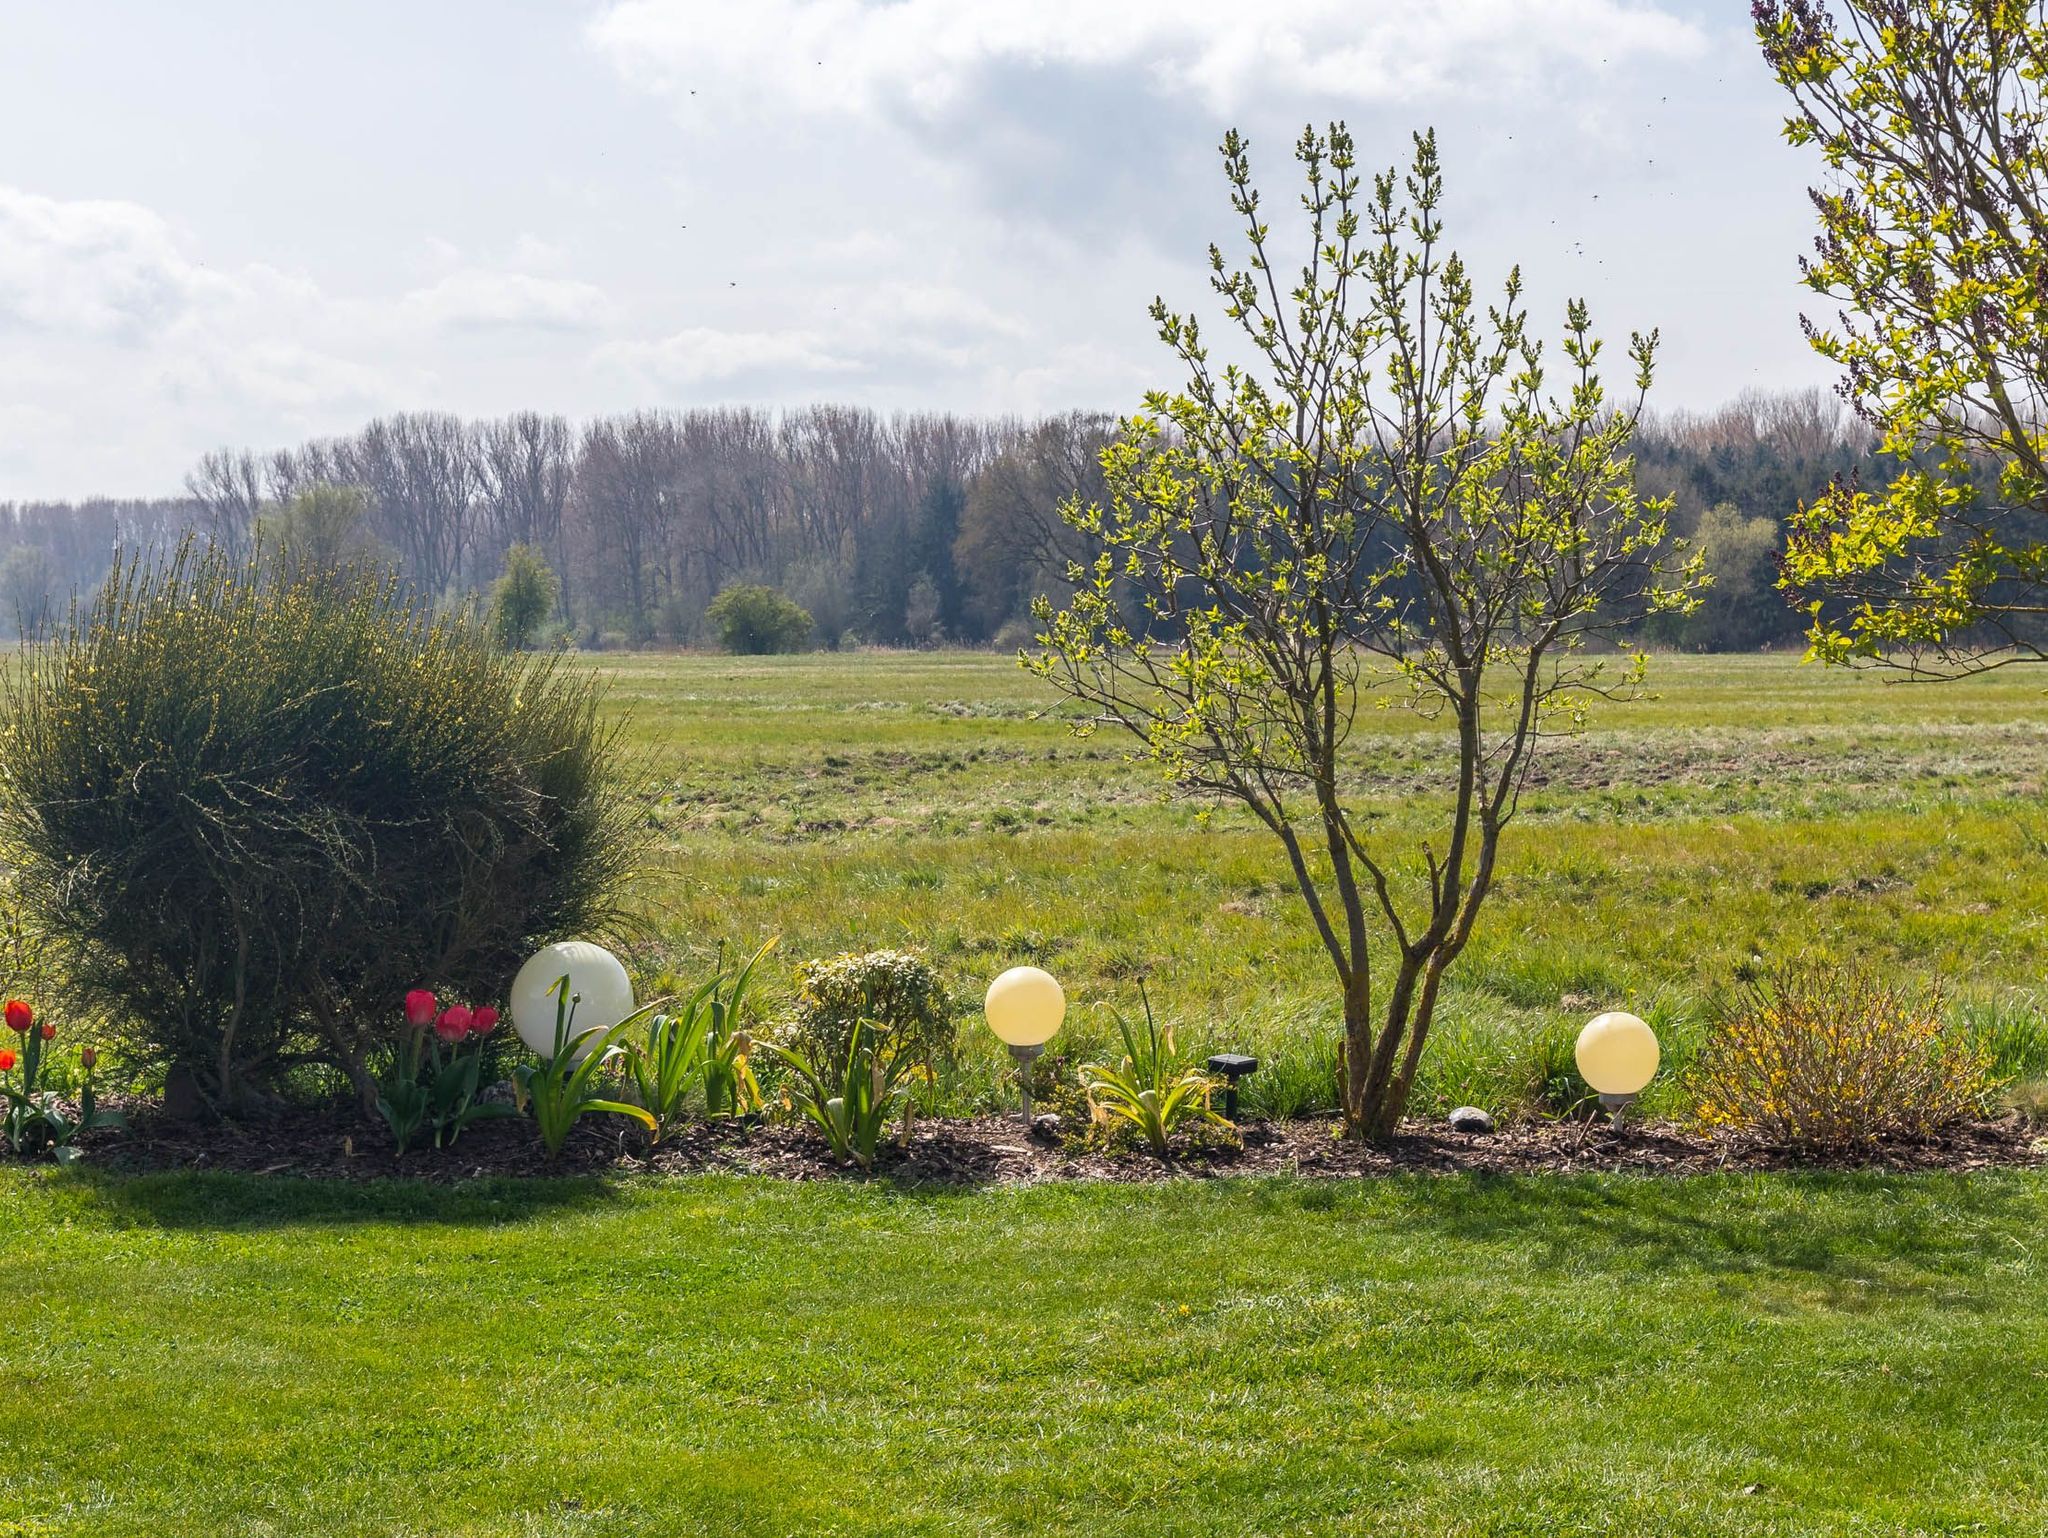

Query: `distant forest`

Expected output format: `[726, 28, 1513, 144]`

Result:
[0, 386, 1872, 651]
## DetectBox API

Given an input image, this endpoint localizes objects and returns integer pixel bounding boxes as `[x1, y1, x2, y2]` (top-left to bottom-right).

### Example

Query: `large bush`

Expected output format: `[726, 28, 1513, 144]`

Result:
[705, 583, 813, 654]
[0, 545, 640, 1115]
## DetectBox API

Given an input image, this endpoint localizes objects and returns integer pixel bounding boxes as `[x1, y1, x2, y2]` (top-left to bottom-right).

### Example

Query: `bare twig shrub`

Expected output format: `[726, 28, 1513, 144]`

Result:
[1691, 964, 1992, 1149]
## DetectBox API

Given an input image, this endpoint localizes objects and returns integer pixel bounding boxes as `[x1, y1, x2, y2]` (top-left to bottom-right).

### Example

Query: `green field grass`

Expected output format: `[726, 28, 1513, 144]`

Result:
[598, 649, 2048, 1118]
[7, 1167, 2048, 1536]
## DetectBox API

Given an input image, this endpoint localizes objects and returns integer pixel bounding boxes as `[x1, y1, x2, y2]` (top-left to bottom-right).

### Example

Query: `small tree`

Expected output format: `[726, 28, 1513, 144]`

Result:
[253, 485, 390, 577]
[491, 543, 560, 650]
[1757, 0, 2048, 672]
[705, 583, 814, 654]
[0, 543, 640, 1115]
[904, 573, 944, 647]
[1655, 503, 1784, 651]
[1028, 125, 1702, 1139]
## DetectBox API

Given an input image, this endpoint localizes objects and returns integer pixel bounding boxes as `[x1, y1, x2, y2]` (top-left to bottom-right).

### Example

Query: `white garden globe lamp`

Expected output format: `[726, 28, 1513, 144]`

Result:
[511, 941, 636, 1061]
[1575, 1010, 1660, 1130]
[985, 966, 1065, 1125]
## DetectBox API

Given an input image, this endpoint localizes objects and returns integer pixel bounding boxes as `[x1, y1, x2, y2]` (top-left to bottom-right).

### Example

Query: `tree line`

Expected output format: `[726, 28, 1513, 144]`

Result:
[0, 387, 1873, 650]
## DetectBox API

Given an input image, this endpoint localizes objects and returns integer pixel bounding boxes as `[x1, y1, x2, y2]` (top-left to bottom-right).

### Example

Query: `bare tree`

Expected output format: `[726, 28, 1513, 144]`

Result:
[956, 412, 1113, 634]
[184, 449, 267, 560]
[341, 413, 477, 597]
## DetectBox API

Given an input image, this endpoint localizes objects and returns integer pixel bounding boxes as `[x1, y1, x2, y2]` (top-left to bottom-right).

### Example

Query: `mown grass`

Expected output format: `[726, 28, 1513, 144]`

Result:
[6, 1166, 2048, 1536]
[598, 649, 2048, 1120]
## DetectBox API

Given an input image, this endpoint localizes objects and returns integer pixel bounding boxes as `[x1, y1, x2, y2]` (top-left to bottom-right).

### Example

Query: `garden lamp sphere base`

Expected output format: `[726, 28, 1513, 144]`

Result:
[1598, 1091, 1637, 1132]
[1009, 1042, 1045, 1126]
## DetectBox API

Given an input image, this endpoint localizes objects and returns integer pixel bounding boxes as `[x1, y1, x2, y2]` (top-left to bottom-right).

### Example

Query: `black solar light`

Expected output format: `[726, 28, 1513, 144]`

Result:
[1206, 1053, 1259, 1122]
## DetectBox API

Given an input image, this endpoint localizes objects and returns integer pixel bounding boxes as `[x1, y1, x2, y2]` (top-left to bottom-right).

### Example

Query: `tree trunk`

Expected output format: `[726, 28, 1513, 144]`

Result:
[1373, 955, 1450, 1140]
[342, 1051, 380, 1121]
[310, 999, 380, 1119]
[1340, 970, 1376, 1133]
[1346, 956, 1424, 1141]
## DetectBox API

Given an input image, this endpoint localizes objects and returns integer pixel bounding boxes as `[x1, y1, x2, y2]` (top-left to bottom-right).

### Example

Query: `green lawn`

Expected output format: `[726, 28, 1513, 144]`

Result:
[7, 1166, 2047, 1535]
[11, 651, 2048, 1533]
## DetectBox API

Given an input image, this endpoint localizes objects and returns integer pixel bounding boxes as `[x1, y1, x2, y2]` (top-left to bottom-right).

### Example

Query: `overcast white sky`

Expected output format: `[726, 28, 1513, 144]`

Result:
[0, 0, 1832, 500]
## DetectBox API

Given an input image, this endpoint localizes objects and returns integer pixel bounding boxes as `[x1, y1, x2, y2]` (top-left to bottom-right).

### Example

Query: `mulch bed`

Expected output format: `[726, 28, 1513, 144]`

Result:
[38, 1099, 2048, 1185]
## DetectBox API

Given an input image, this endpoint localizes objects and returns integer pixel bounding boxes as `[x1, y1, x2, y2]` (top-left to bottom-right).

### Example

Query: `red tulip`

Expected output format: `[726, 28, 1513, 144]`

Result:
[38, 1024, 53, 1041]
[434, 1005, 473, 1044]
[404, 989, 438, 1028]
[468, 1006, 499, 1037]
[0, 1049, 15, 1073]
[3, 1000, 30, 1034]
[80, 1046, 97, 1070]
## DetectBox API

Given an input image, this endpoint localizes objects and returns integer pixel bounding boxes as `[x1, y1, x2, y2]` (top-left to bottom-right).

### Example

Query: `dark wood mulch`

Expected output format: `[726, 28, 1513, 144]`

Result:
[32, 1098, 2046, 1185]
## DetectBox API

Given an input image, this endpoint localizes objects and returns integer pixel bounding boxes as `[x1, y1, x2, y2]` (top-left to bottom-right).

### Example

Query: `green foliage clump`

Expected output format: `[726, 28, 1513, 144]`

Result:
[767, 1017, 923, 1169]
[781, 949, 955, 1076]
[705, 583, 814, 654]
[625, 938, 771, 1137]
[0, 543, 641, 1115]
[1757, 2, 2048, 672]
[1080, 985, 1224, 1157]
[490, 543, 560, 650]
[513, 975, 658, 1159]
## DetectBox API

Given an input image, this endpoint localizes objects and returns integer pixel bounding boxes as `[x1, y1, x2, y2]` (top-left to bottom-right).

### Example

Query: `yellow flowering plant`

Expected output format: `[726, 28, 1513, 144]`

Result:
[1690, 961, 1993, 1149]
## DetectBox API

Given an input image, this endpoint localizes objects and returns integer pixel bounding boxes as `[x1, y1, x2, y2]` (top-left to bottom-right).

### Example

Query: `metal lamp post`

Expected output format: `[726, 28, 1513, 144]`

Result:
[984, 965, 1065, 1127]
[1574, 1010, 1660, 1130]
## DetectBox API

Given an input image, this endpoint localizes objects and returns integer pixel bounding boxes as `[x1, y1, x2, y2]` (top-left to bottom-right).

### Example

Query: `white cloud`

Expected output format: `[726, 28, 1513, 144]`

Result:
[589, 0, 1706, 120]
[600, 326, 866, 387]
[0, 185, 228, 342]
[402, 268, 611, 332]
[0, 183, 628, 491]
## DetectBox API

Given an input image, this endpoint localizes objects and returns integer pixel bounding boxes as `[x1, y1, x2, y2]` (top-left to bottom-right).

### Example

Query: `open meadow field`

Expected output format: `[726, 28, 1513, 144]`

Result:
[604, 648, 2048, 1120]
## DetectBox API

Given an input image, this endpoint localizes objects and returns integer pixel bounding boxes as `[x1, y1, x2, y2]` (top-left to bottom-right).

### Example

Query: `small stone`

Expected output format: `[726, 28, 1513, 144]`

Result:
[1447, 1106, 1494, 1135]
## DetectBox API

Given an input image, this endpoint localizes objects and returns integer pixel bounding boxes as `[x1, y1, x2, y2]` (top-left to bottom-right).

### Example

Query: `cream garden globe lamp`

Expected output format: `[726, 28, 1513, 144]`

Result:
[1575, 1010, 1660, 1131]
[985, 965, 1065, 1125]
[511, 941, 637, 1062]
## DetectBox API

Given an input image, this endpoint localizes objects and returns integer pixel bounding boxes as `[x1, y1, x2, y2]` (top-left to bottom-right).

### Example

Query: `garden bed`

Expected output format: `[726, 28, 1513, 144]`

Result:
[56, 1100, 2048, 1184]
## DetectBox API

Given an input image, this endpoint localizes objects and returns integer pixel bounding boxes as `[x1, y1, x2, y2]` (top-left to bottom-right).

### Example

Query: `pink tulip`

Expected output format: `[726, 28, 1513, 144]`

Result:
[404, 989, 438, 1028]
[468, 1006, 499, 1037]
[434, 1005, 473, 1044]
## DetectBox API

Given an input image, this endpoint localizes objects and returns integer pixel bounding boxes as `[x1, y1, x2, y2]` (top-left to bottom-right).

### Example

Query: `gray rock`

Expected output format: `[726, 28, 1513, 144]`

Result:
[1447, 1105, 1495, 1135]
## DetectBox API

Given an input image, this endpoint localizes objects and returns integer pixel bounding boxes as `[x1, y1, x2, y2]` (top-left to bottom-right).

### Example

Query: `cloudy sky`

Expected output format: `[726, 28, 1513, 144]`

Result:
[0, 0, 1831, 500]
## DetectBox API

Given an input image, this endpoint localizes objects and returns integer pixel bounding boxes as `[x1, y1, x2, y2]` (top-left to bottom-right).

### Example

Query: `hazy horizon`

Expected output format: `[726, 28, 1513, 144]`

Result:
[0, 0, 1834, 502]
